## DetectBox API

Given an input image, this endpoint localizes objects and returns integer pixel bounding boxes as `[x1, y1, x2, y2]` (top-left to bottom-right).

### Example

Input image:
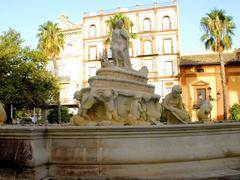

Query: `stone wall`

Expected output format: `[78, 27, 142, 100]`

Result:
[1, 123, 240, 179]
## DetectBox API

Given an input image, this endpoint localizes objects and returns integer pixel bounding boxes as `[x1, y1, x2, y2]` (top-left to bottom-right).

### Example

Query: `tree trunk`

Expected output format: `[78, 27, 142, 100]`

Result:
[52, 59, 61, 123]
[6, 104, 12, 124]
[57, 91, 61, 124]
[219, 53, 228, 120]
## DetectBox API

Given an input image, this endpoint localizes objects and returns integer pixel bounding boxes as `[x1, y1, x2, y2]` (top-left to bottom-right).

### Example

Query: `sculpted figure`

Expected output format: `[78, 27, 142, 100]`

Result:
[139, 66, 148, 77]
[101, 54, 113, 68]
[162, 85, 190, 124]
[74, 88, 95, 120]
[128, 96, 144, 123]
[95, 89, 119, 121]
[111, 20, 131, 68]
[0, 101, 7, 124]
[197, 100, 213, 122]
[145, 94, 161, 124]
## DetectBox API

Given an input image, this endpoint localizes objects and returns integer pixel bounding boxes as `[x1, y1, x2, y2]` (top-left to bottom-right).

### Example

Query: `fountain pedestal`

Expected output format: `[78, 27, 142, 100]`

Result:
[73, 67, 161, 126]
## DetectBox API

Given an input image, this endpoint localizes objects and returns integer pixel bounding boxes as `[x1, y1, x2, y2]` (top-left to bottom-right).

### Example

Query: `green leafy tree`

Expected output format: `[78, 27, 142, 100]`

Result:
[37, 21, 65, 123]
[200, 9, 235, 120]
[104, 12, 136, 54]
[0, 29, 59, 123]
[47, 106, 70, 124]
[229, 104, 240, 121]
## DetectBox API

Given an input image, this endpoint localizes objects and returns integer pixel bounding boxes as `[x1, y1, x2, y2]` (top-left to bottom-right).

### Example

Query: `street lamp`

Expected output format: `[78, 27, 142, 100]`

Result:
[207, 86, 212, 101]
[216, 91, 221, 99]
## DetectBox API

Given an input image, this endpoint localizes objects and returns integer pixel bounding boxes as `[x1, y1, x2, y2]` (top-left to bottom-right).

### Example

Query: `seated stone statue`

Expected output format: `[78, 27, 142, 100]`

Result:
[197, 100, 213, 122]
[0, 101, 7, 125]
[162, 85, 190, 124]
[111, 20, 131, 68]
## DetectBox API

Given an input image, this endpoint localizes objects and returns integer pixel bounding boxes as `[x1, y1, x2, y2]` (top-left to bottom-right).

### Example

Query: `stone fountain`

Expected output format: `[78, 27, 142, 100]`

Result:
[73, 20, 161, 126]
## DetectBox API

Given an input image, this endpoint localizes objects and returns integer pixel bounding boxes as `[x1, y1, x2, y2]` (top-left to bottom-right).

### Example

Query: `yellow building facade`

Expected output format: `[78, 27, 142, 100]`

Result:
[180, 50, 240, 121]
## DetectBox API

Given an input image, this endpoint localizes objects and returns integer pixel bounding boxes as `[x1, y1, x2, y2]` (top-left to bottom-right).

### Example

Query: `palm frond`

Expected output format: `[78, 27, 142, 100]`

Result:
[104, 12, 136, 47]
[200, 9, 235, 53]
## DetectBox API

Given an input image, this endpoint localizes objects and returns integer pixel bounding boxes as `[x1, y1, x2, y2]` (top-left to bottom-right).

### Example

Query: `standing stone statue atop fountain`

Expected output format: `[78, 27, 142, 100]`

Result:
[162, 85, 190, 124]
[111, 20, 131, 68]
[0, 101, 7, 125]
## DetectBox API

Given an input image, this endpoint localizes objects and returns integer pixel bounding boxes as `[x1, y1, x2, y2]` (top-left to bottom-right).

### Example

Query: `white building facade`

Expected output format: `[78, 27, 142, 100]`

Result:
[55, 15, 83, 106]
[82, 1, 180, 99]
[57, 1, 180, 106]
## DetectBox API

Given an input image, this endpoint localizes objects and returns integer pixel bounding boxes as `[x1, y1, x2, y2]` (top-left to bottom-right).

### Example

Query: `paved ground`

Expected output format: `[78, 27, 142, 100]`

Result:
[43, 168, 240, 180]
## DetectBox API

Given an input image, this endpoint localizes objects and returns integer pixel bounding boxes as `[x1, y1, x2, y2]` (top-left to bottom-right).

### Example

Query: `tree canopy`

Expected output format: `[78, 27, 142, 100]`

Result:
[104, 12, 136, 46]
[200, 9, 235, 52]
[37, 21, 65, 123]
[37, 21, 64, 62]
[0, 29, 59, 109]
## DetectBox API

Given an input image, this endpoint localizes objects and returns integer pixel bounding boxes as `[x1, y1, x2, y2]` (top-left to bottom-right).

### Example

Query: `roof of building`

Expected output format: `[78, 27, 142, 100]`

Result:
[83, 1, 176, 18]
[180, 50, 240, 66]
[57, 14, 82, 31]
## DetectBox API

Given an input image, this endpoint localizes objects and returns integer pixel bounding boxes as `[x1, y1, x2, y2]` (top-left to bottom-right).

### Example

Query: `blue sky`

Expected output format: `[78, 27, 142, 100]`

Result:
[0, 0, 239, 52]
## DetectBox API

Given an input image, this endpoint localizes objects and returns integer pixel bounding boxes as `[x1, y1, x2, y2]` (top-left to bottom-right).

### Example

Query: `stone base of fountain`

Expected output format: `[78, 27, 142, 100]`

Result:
[1, 123, 240, 179]
[73, 67, 162, 126]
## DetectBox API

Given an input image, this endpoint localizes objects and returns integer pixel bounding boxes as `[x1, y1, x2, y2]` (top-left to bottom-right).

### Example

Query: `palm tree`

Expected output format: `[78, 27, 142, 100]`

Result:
[104, 12, 136, 55]
[200, 9, 235, 120]
[37, 21, 64, 123]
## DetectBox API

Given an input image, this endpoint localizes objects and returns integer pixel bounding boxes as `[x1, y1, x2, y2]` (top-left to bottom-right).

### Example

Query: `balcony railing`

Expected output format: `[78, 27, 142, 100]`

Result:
[83, 1, 175, 17]
[58, 76, 70, 84]
[60, 98, 77, 105]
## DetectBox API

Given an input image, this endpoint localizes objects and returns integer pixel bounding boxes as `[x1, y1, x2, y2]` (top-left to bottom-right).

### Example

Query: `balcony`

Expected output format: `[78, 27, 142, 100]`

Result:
[60, 98, 77, 106]
[136, 49, 159, 57]
[58, 76, 70, 84]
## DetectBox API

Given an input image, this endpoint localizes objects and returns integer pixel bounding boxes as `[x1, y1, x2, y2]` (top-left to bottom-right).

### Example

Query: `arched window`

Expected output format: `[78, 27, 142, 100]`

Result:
[89, 24, 96, 38]
[162, 16, 171, 30]
[143, 40, 152, 55]
[64, 43, 73, 55]
[143, 18, 151, 32]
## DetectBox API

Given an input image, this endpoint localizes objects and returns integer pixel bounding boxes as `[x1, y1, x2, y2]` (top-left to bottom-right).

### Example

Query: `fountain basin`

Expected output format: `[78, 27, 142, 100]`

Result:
[1, 123, 240, 179]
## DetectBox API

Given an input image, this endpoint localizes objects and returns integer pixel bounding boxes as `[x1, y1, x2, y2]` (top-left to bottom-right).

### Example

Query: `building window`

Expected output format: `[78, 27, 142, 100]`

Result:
[58, 62, 70, 84]
[89, 46, 97, 60]
[143, 40, 152, 55]
[196, 88, 206, 105]
[143, 18, 151, 32]
[129, 47, 133, 57]
[64, 43, 73, 55]
[196, 67, 204, 73]
[58, 62, 65, 77]
[164, 86, 172, 98]
[60, 86, 68, 99]
[163, 39, 173, 54]
[164, 61, 173, 76]
[89, 24, 96, 38]
[191, 81, 210, 109]
[89, 67, 97, 77]
[144, 59, 153, 72]
[131, 59, 140, 71]
[162, 16, 171, 30]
